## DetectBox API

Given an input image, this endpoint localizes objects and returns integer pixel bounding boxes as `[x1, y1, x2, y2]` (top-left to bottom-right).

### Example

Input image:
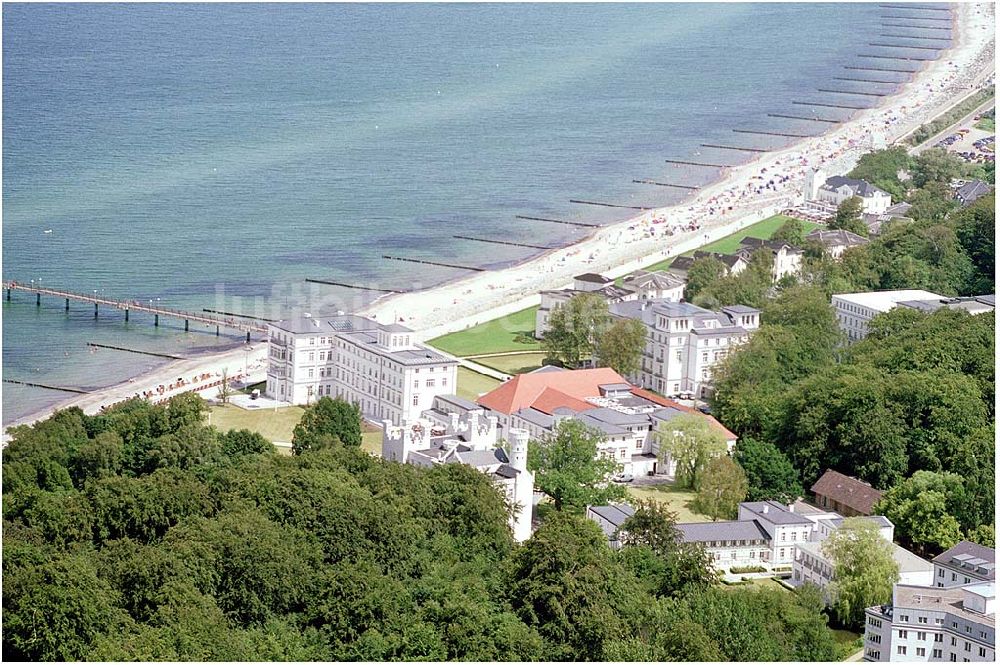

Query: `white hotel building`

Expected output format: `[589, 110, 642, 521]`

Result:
[265, 314, 458, 424]
[833, 290, 995, 342]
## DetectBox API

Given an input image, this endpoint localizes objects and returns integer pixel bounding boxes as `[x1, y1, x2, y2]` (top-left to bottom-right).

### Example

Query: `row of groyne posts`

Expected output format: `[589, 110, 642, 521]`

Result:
[3, 281, 266, 342]
[3, 7, 960, 300]
[311, 5, 959, 290]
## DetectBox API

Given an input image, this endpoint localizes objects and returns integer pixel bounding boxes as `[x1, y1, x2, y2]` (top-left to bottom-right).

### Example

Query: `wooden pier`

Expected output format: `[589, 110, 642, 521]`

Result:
[817, 88, 890, 97]
[793, 100, 868, 110]
[733, 129, 812, 138]
[4, 280, 266, 341]
[632, 179, 700, 190]
[700, 143, 769, 153]
[202, 308, 278, 323]
[86, 342, 186, 360]
[382, 255, 486, 272]
[515, 214, 601, 228]
[303, 278, 406, 294]
[569, 199, 652, 211]
[3, 378, 90, 394]
[663, 158, 731, 168]
[767, 113, 841, 124]
[453, 235, 554, 250]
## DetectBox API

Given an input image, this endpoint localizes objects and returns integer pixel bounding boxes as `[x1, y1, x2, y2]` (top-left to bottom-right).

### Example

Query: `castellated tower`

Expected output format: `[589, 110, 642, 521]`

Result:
[508, 428, 534, 542]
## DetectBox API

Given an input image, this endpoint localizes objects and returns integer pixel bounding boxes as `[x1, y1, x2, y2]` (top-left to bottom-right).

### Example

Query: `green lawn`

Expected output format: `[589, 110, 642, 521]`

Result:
[642, 214, 820, 272]
[975, 116, 995, 132]
[625, 482, 710, 524]
[456, 367, 502, 402]
[361, 427, 382, 457]
[428, 306, 541, 356]
[207, 404, 305, 443]
[474, 352, 548, 375]
[831, 629, 864, 661]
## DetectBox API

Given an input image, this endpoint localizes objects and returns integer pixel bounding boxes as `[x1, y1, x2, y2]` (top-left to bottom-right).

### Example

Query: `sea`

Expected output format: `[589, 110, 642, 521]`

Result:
[2, 3, 947, 424]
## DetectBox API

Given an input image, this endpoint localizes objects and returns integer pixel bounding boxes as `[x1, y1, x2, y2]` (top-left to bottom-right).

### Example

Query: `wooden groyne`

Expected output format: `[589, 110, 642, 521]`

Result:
[4, 378, 90, 394]
[844, 65, 920, 73]
[858, 53, 936, 62]
[699, 143, 769, 153]
[453, 235, 554, 250]
[793, 100, 868, 110]
[833, 76, 900, 84]
[304, 278, 406, 293]
[86, 342, 186, 360]
[733, 129, 812, 138]
[879, 4, 951, 11]
[663, 158, 731, 168]
[569, 199, 652, 211]
[881, 15, 952, 22]
[817, 88, 890, 97]
[869, 42, 942, 51]
[767, 113, 841, 124]
[202, 308, 278, 322]
[632, 179, 700, 190]
[879, 34, 951, 42]
[881, 23, 952, 31]
[382, 255, 486, 272]
[515, 215, 601, 228]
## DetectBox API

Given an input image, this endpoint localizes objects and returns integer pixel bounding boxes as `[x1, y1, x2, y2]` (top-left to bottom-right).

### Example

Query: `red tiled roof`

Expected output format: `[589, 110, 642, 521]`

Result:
[476, 367, 626, 415]
[629, 387, 738, 441]
[810, 469, 883, 515]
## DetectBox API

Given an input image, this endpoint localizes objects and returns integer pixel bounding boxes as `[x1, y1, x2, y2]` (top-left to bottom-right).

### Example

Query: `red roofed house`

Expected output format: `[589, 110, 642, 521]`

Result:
[810, 469, 883, 517]
[475, 366, 737, 478]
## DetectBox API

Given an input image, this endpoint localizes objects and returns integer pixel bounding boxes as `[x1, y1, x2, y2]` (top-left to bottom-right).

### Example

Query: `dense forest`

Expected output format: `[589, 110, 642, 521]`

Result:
[2, 396, 841, 661]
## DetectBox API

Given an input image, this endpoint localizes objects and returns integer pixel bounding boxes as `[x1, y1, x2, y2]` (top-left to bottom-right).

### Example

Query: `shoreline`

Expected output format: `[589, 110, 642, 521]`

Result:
[5, 3, 994, 435]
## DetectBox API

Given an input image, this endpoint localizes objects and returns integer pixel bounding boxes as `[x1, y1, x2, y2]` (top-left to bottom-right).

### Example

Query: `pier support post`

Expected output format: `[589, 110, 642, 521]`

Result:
[125, 309, 129, 322]
[246, 331, 251, 343]
[66, 298, 70, 311]
[216, 326, 220, 336]
[184, 320, 189, 332]
[154, 314, 159, 327]
[94, 303, 99, 318]
[7, 289, 11, 301]
[36, 293, 41, 306]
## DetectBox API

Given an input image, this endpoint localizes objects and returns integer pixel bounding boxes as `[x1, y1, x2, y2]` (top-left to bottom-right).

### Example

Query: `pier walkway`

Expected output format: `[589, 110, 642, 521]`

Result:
[4, 280, 268, 341]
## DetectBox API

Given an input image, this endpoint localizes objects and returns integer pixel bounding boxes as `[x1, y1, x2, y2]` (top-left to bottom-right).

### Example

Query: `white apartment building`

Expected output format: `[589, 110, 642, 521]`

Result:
[863, 582, 995, 662]
[932, 542, 996, 589]
[832, 291, 995, 342]
[382, 406, 534, 542]
[805, 228, 870, 259]
[609, 300, 760, 399]
[736, 237, 804, 281]
[805, 170, 893, 215]
[265, 315, 458, 424]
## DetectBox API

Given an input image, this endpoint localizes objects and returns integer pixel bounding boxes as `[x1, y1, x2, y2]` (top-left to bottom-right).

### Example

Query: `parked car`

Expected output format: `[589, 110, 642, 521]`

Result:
[612, 472, 635, 483]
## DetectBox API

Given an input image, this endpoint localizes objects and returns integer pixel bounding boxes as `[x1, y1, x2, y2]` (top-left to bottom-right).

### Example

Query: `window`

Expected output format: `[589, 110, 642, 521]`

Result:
[965, 626, 971, 634]
[426, 379, 435, 388]
[979, 648, 987, 658]
[939, 569, 945, 578]
[952, 573, 957, 581]
[307, 369, 314, 378]
[900, 615, 909, 622]
[412, 395, 419, 406]
[918, 632, 926, 640]
[899, 630, 908, 639]
[917, 648, 926, 657]
[919, 617, 928, 624]
[933, 649, 942, 658]
[964, 642, 971, 652]
[951, 637, 957, 646]
[949, 654, 956, 662]
[935, 634, 943, 643]
[897, 646, 907, 656]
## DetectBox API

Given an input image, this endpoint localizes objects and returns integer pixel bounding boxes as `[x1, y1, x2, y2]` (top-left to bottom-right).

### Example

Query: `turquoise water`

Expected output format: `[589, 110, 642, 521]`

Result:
[3, 3, 945, 422]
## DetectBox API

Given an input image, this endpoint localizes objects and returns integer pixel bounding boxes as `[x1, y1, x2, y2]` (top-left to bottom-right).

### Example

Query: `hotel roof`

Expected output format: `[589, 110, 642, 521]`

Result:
[676, 519, 771, 543]
[741, 500, 813, 525]
[832, 290, 946, 313]
[477, 367, 627, 415]
[270, 313, 379, 335]
[933, 541, 996, 581]
[338, 330, 459, 366]
[893, 583, 996, 622]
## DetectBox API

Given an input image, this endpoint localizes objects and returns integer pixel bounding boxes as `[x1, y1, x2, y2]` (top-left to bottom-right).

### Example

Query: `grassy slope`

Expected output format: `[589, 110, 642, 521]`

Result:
[428, 306, 541, 357]
[474, 352, 548, 375]
[625, 482, 710, 524]
[207, 405, 305, 443]
[456, 367, 502, 402]
[975, 116, 995, 132]
[642, 214, 820, 272]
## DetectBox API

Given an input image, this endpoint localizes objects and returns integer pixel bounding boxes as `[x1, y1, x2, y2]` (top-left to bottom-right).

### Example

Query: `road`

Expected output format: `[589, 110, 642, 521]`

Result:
[909, 95, 995, 155]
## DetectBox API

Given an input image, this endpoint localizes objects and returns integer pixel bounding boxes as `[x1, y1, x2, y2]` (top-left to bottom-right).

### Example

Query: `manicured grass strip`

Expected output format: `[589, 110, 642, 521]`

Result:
[207, 404, 305, 443]
[428, 306, 541, 356]
[641, 214, 820, 272]
[456, 366, 502, 402]
[625, 482, 711, 524]
[975, 116, 995, 132]
[474, 352, 549, 375]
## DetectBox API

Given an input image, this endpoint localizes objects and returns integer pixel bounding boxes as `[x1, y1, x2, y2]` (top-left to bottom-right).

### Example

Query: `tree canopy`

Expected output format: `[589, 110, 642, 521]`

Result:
[527, 419, 625, 513]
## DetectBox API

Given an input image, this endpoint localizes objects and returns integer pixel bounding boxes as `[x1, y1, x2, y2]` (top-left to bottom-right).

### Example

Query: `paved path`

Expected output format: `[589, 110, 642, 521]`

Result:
[457, 357, 512, 381]
[464, 350, 544, 359]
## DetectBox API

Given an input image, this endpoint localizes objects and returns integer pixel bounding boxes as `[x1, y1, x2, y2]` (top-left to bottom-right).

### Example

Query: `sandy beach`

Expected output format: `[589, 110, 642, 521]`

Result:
[5, 2, 994, 436]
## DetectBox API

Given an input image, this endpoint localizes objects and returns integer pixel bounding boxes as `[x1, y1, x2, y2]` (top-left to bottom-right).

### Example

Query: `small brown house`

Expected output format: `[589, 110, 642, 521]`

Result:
[811, 469, 883, 517]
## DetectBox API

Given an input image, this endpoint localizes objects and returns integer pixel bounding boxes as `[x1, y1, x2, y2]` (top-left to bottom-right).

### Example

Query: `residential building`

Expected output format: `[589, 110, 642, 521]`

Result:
[474, 367, 736, 478]
[805, 228, 871, 259]
[608, 299, 760, 398]
[954, 179, 993, 207]
[805, 170, 893, 215]
[933, 542, 996, 589]
[863, 581, 995, 662]
[621, 269, 686, 302]
[833, 290, 995, 342]
[812, 469, 884, 517]
[265, 314, 458, 423]
[832, 290, 947, 342]
[736, 237, 804, 281]
[863, 201, 913, 236]
[668, 250, 748, 277]
[382, 407, 534, 542]
[586, 503, 636, 550]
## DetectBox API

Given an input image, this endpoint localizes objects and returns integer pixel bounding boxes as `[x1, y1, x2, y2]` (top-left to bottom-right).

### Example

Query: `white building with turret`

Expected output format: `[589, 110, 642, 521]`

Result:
[382, 397, 534, 542]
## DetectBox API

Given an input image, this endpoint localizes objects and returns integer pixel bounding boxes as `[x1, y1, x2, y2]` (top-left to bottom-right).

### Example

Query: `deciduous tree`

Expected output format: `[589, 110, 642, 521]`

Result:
[541, 293, 609, 368]
[694, 455, 747, 521]
[829, 196, 867, 237]
[822, 517, 899, 628]
[595, 318, 647, 376]
[527, 419, 625, 513]
[657, 414, 727, 489]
